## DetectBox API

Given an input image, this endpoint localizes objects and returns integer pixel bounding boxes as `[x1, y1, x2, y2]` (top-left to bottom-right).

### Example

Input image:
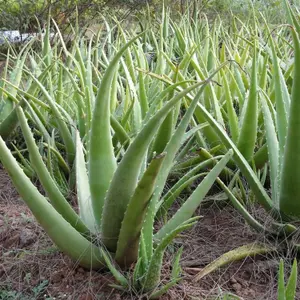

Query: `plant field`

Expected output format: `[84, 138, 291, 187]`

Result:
[1, 1, 300, 299]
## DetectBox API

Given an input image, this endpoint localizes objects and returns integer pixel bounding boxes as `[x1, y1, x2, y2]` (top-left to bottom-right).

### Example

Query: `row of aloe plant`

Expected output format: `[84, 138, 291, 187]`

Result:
[183, 0, 300, 284]
[0, 1, 300, 298]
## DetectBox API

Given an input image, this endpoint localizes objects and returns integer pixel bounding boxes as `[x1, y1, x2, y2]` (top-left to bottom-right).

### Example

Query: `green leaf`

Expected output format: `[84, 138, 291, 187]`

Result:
[88, 33, 144, 226]
[75, 131, 96, 233]
[115, 153, 166, 267]
[155, 150, 233, 240]
[278, 260, 286, 300]
[101, 249, 128, 287]
[285, 259, 297, 300]
[237, 47, 258, 162]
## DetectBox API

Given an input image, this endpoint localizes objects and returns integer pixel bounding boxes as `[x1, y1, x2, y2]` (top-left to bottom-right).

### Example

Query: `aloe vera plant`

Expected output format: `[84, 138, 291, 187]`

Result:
[0, 29, 233, 296]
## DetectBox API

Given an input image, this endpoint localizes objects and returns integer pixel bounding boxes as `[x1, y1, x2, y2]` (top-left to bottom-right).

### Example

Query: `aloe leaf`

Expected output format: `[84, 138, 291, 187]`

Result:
[171, 247, 183, 279]
[155, 150, 233, 241]
[110, 115, 130, 149]
[285, 259, 297, 300]
[1, 65, 54, 109]
[115, 153, 166, 267]
[149, 279, 180, 299]
[88, 33, 144, 225]
[196, 99, 273, 211]
[253, 143, 268, 169]
[11, 144, 35, 178]
[279, 20, 300, 218]
[42, 142, 69, 175]
[16, 106, 91, 237]
[222, 69, 239, 143]
[0, 133, 104, 269]
[236, 47, 258, 162]
[157, 156, 223, 217]
[154, 64, 229, 200]
[0, 48, 30, 139]
[0, 52, 9, 102]
[278, 260, 286, 300]
[194, 243, 275, 282]
[25, 99, 51, 142]
[75, 131, 96, 233]
[133, 257, 143, 286]
[0, 48, 27, 123]
[216, 178, 267, 233]
[172, 155, 212, 172]
[42, 15, 52, 67]
[261, 93, 280, 203]
[158, 174, 205, 219]
[26, 72, 76, 165]
[259, 53, 268, 91]
[101, 249, 128, 287]
[143, 80, 194, 122]
[138, 231, 149, 275]
[142, 219, 197, 292]
[151, 111, 173, 155]
[135, 44, 148, 118]
[151, 69, 179, 156]
[175, 135, 196, 162]
[267, 25, 289, 162]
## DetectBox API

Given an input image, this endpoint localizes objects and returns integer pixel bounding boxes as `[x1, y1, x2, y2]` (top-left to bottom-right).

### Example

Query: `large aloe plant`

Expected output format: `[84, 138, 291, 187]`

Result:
[0, 33, 233, 297]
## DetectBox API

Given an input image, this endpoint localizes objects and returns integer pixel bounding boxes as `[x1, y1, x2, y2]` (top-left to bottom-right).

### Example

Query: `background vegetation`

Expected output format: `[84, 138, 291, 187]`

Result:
[0, 0, 297, 33]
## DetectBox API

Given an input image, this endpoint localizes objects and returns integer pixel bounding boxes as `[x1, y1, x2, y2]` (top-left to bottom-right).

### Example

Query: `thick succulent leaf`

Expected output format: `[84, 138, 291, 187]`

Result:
[0, 133, 105, 269]
[194, 243, 275, 282]
[0, 48, 27, 124]
[157, 174, 205, 219]
[27, 73, 76, 165]
[16, 106, 91, 237]
[75, 131, 96, 233]
[157, 156, 223, 217]
[278, 260, 286, 300]
[236, 47, 258, 162]
[88, 33, 144, 225]
[155, 150, 233, 241]
[261, 96, 280, 206]
[279, 11, 300, 218]
[192, 94, 274, 211]
[222, 69, 239, 143]
[265, 21, 290, 163]
[285, 259, 298, 300]
[115, 153, 166, 267]
[171, 247, 183, 279]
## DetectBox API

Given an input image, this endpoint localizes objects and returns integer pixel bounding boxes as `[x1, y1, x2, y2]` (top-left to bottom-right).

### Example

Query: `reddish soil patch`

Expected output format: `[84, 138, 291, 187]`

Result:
[0, 168, 299, 299]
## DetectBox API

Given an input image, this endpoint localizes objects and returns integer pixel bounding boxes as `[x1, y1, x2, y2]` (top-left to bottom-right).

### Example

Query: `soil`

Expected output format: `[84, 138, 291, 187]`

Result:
[0, 167, 299, 300]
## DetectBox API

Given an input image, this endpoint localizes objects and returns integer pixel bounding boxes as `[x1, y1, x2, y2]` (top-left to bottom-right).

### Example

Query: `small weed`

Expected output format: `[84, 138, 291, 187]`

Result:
[0, 280, 49, 300]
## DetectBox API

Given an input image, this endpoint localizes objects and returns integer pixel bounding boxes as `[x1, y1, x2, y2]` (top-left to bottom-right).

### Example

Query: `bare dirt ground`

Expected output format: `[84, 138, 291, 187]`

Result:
[0, 167, 299, 300]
